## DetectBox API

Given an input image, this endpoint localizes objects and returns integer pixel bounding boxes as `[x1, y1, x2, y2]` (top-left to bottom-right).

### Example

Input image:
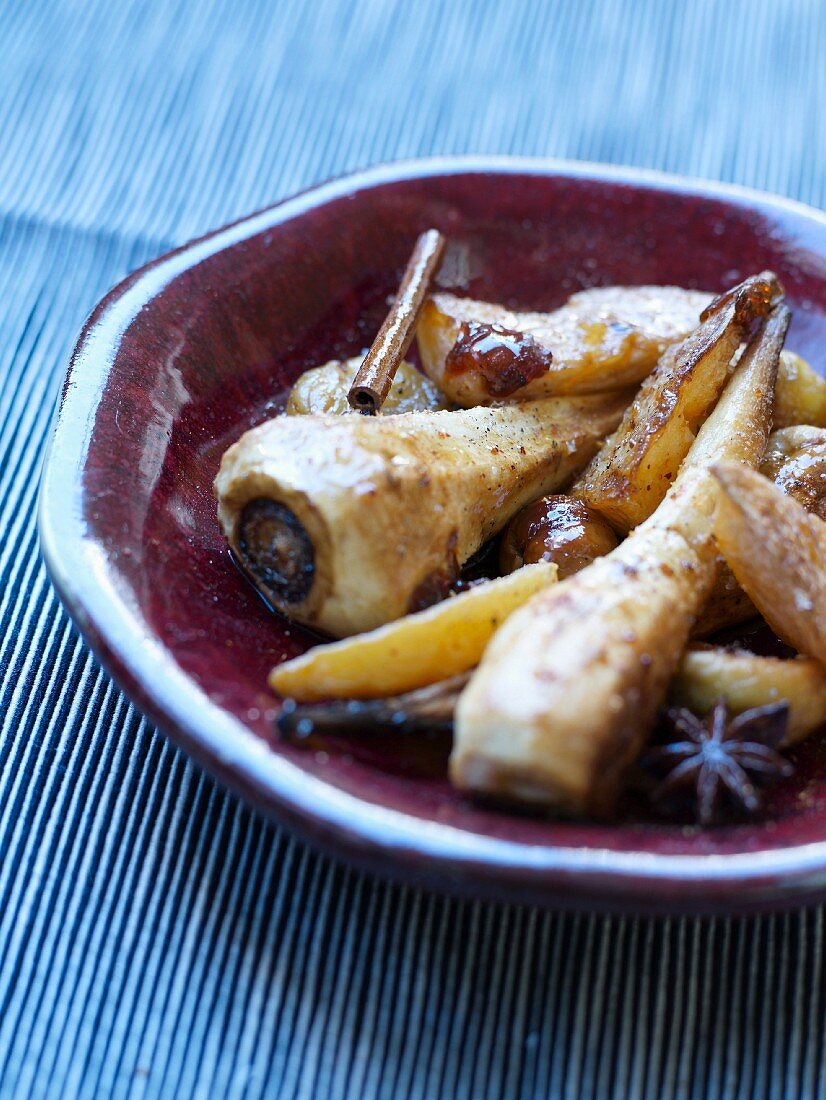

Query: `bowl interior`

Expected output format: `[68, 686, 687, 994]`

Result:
[73, 164, 826, 873]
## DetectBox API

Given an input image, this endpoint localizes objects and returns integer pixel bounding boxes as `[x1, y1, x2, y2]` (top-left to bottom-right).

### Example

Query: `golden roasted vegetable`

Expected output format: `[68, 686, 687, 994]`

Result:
[691, 568, 757, 638]
[672, 647, 826, 745]
[693, 425, 826, 636]
[500, 369, 816, 605]
[416, 285, 710, 405]
[499, 495, 618, 578]
[761, 426, 826, 520]
[713, 463, 826, 665]
[216, 391, 628, 637]
[774, 351, 826, 429]
[280, 642, 826, 744]
[269, 562, 557, 701]
[573, 273, 782, 534]
[455, 529, 709, 813]
[286, 357, 448, 416]
[452, 304, 788, 816]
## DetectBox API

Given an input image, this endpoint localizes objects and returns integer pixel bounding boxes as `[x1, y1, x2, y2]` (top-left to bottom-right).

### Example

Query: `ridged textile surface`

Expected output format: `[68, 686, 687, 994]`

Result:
[2, 0, 826, 1096]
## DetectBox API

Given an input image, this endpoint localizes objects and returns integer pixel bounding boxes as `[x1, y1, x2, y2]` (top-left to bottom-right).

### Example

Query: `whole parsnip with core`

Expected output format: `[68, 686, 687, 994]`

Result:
[216, 392, 628, 637]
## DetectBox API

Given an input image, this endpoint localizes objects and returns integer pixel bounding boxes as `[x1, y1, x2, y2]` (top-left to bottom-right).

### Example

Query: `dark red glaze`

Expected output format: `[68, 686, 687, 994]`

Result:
[39, 158, 826, 914]
[445, 319, 553, 396]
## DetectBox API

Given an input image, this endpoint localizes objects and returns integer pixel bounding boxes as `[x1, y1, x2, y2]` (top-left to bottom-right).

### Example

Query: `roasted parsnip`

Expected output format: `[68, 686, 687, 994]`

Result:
[416, 285, 710, 404]
[693, 425, 826, 636]
[287, 357, 448, 416]
[215, 392, 627, 638]
[713, 463, 826, 665]
[691, 569, 757, 639]
[500, 389, 823, 611]
[672, 647, 826, 745]
[269, 561, 556, 701]
[452, 304, 789, 815]
[574, 273, 782, 533]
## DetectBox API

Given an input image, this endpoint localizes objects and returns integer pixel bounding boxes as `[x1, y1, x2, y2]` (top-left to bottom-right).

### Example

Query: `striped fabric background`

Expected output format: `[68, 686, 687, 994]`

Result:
[1, 0, 825, 1095]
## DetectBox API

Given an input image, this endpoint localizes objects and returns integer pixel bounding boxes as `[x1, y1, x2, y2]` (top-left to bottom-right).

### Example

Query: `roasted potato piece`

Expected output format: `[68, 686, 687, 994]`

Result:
[499, 495, 618, 578]
[286, 357, 448, 416]
[416, 285, 710, 405]
[672, 647, 826, 745]
[774, 351, 826, 429]
[574, 273, 782, 534]
[217, 390, 629, 637]
[452, 304, 788, 815]
[269, 562, 556, 702]
[713, 463, 826, 664]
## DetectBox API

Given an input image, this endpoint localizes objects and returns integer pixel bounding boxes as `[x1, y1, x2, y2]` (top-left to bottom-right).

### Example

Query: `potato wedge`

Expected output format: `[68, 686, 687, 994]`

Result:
[774, 351, 826, 429]
[269, 561, 556, 702]
[713, 463, 826, 664]
[574, 273, 782, 534]
[416, 285, 710, 405]
[672, 647, 826, 745]
[452, 304, 788, 815]
[286, 357, 448, 416]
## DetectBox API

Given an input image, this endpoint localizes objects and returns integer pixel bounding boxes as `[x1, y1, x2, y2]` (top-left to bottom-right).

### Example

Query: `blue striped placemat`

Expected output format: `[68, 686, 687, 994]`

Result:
[1, 0, 825, 1095]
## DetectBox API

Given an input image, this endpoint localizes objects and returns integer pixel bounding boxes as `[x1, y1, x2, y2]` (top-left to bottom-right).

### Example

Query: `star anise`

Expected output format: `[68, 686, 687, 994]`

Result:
[642, 699, 793, 826]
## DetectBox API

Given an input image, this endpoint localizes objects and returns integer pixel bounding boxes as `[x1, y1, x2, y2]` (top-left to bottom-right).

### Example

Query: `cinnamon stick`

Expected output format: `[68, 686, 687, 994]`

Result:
[348, 229, 445, 415]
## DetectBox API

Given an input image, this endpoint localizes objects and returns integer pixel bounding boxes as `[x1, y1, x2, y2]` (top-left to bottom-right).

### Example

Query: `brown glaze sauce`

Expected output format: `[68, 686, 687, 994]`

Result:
[444, 320, 553, 397]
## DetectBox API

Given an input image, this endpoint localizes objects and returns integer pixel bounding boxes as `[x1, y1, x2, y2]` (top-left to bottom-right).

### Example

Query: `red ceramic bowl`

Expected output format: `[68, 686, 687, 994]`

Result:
[39, 158, 826, 914]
